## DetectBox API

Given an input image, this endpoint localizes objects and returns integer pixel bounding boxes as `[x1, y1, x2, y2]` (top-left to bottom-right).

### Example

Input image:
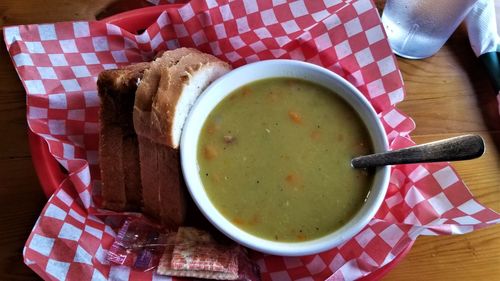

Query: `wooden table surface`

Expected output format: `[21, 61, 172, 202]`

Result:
[0, 1, 499, 280]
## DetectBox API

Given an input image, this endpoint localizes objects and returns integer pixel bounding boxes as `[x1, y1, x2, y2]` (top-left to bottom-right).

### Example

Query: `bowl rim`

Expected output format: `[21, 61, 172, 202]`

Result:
[180, 59, 390, 256]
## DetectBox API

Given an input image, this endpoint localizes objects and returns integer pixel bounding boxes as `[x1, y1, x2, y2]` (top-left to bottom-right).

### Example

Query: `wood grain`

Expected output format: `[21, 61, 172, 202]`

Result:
[0, 1, 499, 281]
[0, 0, 160, 28]
[0, 35, 45, 281]
[383, 29, 500, 281]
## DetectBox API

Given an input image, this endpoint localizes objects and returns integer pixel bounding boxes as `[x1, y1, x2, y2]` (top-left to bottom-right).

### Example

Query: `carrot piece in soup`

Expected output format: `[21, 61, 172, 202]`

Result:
[288, 111, 302, 124]
[206, 122, 220, 134]
[285, 173, 300, 185]
[233, 217, 244, 225]
[203, 145, 218, 160]
[296, 234, 307, 241]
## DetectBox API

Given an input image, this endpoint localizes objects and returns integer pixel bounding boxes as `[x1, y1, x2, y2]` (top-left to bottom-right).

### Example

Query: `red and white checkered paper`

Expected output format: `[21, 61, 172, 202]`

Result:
[4, 0, 500, 280]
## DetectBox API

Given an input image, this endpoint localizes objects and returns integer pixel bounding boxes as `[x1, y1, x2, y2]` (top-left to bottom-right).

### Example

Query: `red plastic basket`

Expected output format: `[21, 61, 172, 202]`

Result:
[27, 4, 413, 280]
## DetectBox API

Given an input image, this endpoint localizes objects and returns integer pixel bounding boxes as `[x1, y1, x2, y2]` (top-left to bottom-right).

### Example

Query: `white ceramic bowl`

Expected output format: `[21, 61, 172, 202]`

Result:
[180, 60, 390, 256]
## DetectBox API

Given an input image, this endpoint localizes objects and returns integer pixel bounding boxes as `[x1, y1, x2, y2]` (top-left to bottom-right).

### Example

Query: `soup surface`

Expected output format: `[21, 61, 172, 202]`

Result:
[197, 78, 373, 242]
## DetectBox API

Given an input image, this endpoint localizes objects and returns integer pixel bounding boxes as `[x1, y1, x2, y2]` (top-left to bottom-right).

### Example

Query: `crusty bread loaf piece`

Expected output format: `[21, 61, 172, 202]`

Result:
[134, 48, 231, 227]
[97, 62, 149, 211]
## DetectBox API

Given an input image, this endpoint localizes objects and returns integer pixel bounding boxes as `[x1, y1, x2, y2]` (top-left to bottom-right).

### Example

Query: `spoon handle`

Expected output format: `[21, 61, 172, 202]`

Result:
[351, 134, 485, 169]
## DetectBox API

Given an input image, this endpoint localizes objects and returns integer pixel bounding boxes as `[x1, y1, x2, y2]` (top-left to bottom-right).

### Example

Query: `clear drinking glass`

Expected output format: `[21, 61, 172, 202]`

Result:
[382, 0, 478, 59]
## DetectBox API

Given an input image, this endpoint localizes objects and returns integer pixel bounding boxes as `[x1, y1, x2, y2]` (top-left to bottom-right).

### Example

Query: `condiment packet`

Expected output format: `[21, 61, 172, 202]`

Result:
[107, 218, 168, 271]
[107, 219, 259, 280]
[158, 227, 240, 280]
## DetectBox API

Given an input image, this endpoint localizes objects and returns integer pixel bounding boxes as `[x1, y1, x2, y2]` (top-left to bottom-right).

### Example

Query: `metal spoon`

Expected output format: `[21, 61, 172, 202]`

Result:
[351, 134, 485, 169]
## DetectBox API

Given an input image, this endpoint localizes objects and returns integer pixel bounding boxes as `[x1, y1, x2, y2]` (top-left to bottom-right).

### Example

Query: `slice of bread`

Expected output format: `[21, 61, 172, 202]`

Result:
[98, 48, 231, 227]
[134, 48, 231, 227]
[134, 50, 198, 222]
[97, 62, 149, 211]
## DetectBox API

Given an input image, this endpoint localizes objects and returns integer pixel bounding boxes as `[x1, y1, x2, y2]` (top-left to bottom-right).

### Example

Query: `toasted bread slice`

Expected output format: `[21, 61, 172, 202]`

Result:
[97, 62, 149, 211]
[134, 49, 231, 227]
[134, 49, 200, 222]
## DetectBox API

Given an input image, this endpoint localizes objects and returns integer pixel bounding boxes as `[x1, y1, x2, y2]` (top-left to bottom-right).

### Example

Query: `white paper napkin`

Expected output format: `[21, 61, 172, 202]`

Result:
[465, 0, 500, 56]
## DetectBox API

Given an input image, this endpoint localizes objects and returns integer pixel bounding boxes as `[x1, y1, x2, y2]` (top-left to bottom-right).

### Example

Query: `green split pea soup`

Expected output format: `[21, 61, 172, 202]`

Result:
[197, 78, 374, 242]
